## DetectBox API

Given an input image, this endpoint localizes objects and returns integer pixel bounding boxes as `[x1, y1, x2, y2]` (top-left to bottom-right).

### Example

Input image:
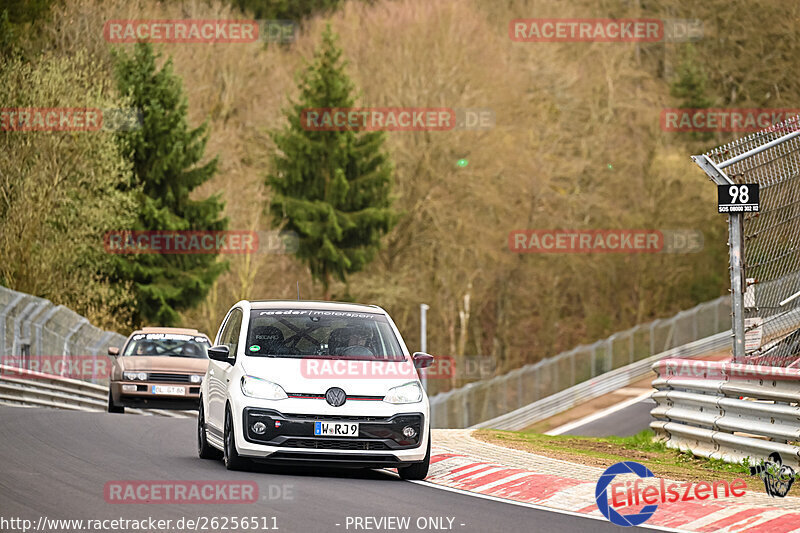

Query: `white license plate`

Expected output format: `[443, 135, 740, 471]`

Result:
[151, 385, 185, 395]
[314, 421, 359, 437]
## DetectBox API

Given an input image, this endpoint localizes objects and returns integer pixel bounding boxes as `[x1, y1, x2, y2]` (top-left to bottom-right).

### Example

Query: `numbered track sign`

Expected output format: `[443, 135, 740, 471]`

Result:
[718, 184, 760, 213]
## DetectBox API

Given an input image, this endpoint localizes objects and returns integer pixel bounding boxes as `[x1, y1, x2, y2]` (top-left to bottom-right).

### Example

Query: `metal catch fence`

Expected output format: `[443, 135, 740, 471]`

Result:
[0, 285, 126, 385]
[430, 296, 731, 428]
[694, 115, 800, 366]
[654, 116, 800, 469]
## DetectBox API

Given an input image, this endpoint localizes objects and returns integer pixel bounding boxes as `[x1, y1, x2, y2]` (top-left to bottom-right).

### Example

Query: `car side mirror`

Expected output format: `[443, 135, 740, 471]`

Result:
[412, 352, 434, 369]
[108, 347, 119, 356]
[208, 345, 232, 363]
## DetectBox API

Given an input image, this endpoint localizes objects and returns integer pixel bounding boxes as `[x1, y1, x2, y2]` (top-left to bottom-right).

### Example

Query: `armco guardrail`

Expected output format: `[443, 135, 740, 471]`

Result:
[650, 359, 800, 469]
[0, 364, 110, 410]
[0, 364, 193, 417]
[430, 297, 731, 428]
[470, 330, 731, 430]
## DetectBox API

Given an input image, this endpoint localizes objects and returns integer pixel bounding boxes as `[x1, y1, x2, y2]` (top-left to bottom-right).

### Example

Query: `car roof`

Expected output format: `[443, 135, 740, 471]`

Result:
[247, 300, 385, 314]
[132, 327, 209, 337]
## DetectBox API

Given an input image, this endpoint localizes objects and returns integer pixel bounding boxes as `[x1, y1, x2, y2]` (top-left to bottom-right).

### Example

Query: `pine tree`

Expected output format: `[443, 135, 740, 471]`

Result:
[0, 0, 54, 57]
[267, 25, 398, 299]
[671, 45, 714, 141]
[671, 45, 713, 109]
[229, 0, 341, 21]
[113, 42, 227, 326]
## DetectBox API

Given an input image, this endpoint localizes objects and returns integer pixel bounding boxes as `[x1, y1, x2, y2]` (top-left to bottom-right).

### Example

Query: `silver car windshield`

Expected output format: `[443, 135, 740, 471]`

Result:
[246, 309, 404, 360]
[124, 333, 210, 359]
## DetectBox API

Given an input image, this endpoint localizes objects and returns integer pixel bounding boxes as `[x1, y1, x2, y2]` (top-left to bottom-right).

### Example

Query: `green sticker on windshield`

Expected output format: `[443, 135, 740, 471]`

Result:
[249, 345, 260, 351]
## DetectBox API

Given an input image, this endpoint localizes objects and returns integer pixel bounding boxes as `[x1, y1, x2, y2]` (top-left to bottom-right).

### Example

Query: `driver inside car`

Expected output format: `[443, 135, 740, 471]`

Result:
[134, 341, 157, 355]
[328, 326, 375, 357]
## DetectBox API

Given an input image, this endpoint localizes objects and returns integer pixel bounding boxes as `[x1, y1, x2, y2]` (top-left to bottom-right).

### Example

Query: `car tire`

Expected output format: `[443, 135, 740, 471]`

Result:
[198, 401, 222, 460]
[107, 389, 124, 414]
[398, 435, 430, 480]
[223, 405, 250, 471]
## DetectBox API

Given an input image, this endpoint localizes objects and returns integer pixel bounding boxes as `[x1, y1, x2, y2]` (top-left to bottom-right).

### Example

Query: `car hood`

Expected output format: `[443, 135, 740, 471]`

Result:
[117, 356, 208, 373]
[240, 356, 420, 396]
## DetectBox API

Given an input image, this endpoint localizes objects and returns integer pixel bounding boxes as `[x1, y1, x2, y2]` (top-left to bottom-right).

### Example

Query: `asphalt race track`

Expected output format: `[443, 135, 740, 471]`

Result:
[561, 396, 656, 437]
[0, 407, 639, 533]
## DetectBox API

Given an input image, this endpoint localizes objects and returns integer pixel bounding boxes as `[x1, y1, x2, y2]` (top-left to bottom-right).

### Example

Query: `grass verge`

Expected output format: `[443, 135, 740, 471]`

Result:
[473, 429, 798, 496]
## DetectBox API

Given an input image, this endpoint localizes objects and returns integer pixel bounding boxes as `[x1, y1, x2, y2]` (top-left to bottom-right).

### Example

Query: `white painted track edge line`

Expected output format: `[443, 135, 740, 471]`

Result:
[376, 469, 688, 533]
[546, 390, 654, 436]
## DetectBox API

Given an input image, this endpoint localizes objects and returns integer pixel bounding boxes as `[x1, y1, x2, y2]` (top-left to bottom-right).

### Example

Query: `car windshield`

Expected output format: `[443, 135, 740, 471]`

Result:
[247, 309, 405, 360]
[123, 333, 210, 359]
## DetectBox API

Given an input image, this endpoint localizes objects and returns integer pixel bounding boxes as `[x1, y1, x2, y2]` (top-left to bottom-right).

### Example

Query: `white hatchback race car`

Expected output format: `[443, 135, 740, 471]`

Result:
[197, 300, 434, 479]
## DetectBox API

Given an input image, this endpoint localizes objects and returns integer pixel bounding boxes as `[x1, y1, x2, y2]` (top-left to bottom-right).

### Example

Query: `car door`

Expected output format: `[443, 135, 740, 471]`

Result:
[207, 308, 242, 431]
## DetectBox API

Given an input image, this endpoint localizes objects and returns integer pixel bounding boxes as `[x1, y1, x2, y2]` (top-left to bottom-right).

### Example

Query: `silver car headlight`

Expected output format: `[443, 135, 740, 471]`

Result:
[124, 371, 148, 381]
[190, 374, 203, 384]
[383, 381, 423, 404]
[240, 375, 287, 400]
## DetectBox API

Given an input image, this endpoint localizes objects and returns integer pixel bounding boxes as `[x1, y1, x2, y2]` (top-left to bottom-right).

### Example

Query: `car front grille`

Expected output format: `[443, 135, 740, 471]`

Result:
[281, 438, 390, 450]
[147, 372, 191, 383]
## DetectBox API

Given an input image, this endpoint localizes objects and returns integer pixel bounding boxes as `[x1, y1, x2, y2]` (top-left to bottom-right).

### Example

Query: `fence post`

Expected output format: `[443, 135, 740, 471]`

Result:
[629, 328, 636, 364]
[62, 317, 89, 377]
[0, 292, 25, 360]
[692, 154, 746, 362]
[34, 304, 60, 357]
[649, 319, 658, 355]
[462, 388, 470, 428]
[570, 350, 576, 385]
[728, 213, 746, 362]
[12, 301, 39, 364]
[554, 357, 560, 389]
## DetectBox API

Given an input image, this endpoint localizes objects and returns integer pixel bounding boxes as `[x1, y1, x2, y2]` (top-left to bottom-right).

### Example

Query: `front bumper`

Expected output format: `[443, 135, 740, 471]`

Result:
[110, 380, 201, 410]
[243, 409, 424, 450]
[229, 405, 428, 466]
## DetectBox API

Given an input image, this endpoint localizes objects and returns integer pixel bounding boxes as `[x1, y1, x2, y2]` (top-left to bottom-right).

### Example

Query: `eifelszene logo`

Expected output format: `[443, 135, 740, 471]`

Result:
[750, 452, 795, 498]
[596, 461, 747, 527]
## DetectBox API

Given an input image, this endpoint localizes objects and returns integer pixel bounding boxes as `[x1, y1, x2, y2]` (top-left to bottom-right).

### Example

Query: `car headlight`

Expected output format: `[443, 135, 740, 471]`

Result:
[190, 374, 203, 384]
[240, 375, 287, 400]
[383, 381, 423, 404]
[123, 371, 148, 381]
